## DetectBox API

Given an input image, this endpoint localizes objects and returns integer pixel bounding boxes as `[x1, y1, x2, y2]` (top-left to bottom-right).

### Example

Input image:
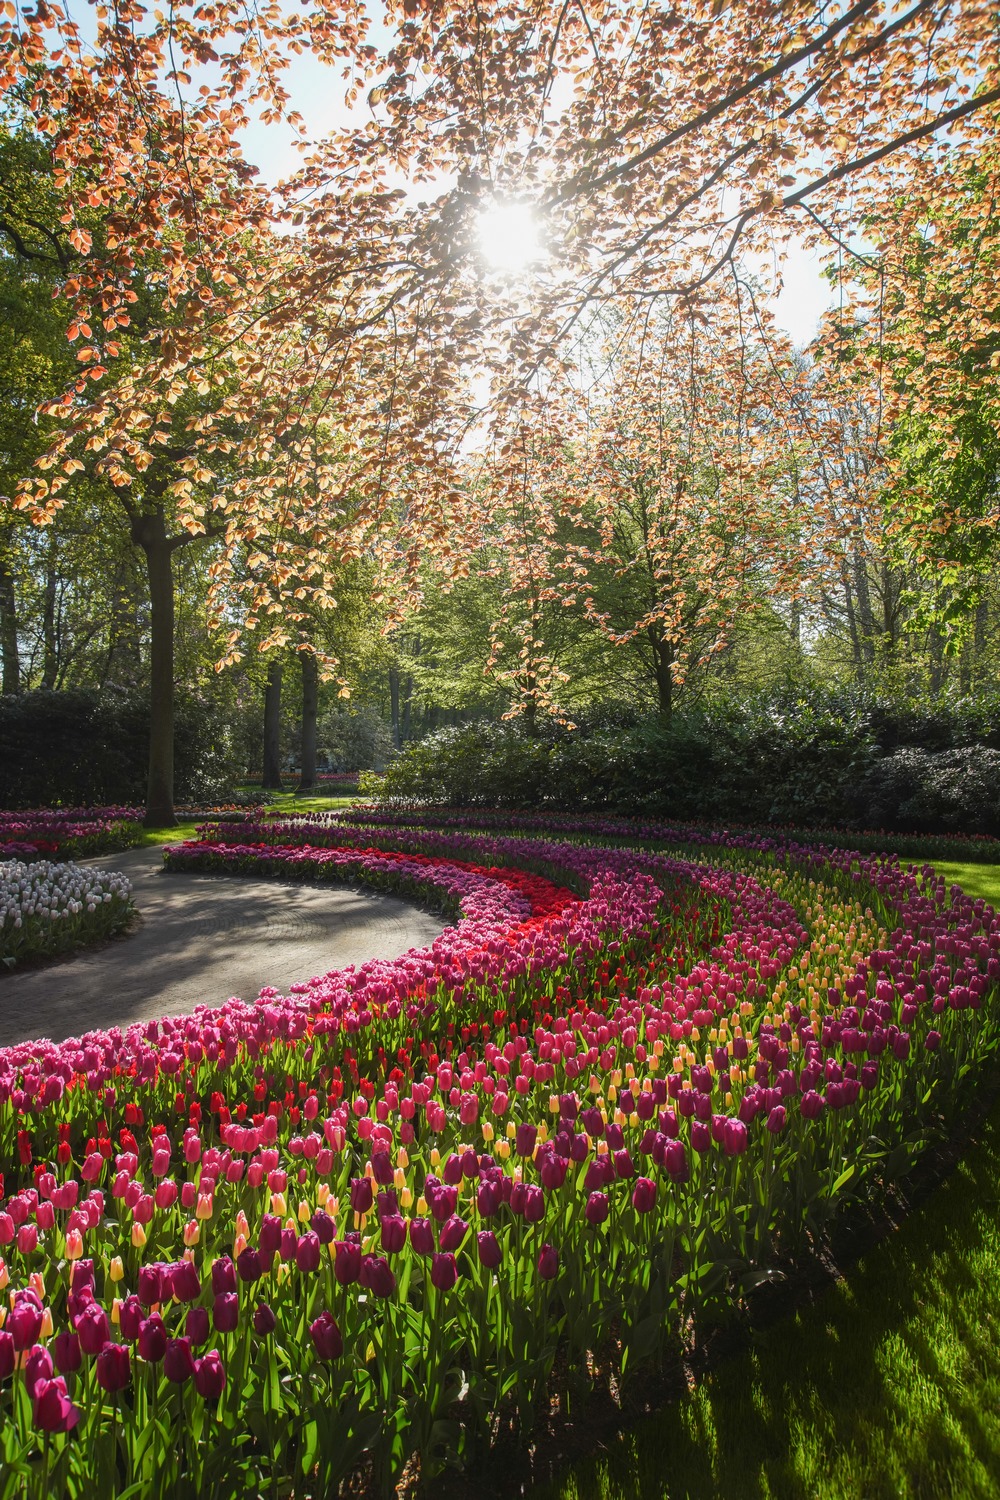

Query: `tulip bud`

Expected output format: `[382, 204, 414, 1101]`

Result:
[309, 1310, 342, 1361]
[537, 1243, 559, 1280]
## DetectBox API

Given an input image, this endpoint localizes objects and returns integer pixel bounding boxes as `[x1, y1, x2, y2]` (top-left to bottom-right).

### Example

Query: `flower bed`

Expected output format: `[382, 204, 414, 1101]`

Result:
[0, 809, 144, 862]
[1, 862, 134, 969]
[0, 813, 996, 1496]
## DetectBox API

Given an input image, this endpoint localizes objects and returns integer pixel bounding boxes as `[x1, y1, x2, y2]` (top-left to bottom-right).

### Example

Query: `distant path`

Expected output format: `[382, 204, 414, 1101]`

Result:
[0, 844, 445, 1049]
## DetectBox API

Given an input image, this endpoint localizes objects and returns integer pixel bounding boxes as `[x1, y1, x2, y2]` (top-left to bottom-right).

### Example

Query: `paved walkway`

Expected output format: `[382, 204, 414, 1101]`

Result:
[0, 845, 445, 1049]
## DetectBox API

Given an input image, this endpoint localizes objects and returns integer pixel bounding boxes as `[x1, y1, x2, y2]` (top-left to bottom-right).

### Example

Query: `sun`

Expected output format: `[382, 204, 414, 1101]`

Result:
[476, 200, 546, 274]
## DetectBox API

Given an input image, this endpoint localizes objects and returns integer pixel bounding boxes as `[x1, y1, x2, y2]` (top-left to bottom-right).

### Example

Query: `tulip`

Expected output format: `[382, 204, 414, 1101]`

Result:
[138, 1314, 167, 1364]
[359, 1255, 396, 1299]
[211, 1257, 237, 1297]
[632, 1178, 657, 1214]
[333, 1240, 361, 1286]
[237, 1248, 263, 1283]
[438, 1216, 468, 1254]
[380, 1216, 407, 1255]
[310, 1310, 343, 1361]
[24, 1344, 53, 1399]
[430, 1252, 458, 1291]
[349, 1178, 373, 1214]
[170, 1259, 202, 1303]
[925, 1030, 942, 1052]
[766, 1106, 787, 1134]
[186, 1306, 210, 1347]
[96, 1343, 131, 1393]
[54, 1330, 82, 1374]
[8, 1299, 43, 1351]
[537, 1243, 559, 1280]
[253, 1303, 276, 1337]
[213, 1294, 239, 1334]
[138, 1263, 164, 1306]
[119, 1295, 143, 1342]
[477, 1231, 502, 1269]
[515, 1123, 537, 1158]
[585, 1191, 610, 1225]
[76, 1302, 111, 1356]
[295, 1233, 321, 1274]
[163, 1337, 195, 1385]
[259, 1214, 282, 1257]
[33, 1376, 80, 1433]
[194, 1351, 227, 1401]
[408, 1219, 435, 1257]
[108, 1256, 125, 1283]
[722, 1119, 748, 1156]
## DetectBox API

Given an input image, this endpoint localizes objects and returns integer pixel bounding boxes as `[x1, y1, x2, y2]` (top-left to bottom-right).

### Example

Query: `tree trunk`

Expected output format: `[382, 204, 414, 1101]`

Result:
[298, 651, 318, 792]
[401, 674, 413, 742]
[648, 626, 673, 718]
[262, 660, 284, 789]
[389, 665, 401, 750]
[134, 511, 176, 828]
[0, 551, 20, 695]
[41, 552, 58, 689]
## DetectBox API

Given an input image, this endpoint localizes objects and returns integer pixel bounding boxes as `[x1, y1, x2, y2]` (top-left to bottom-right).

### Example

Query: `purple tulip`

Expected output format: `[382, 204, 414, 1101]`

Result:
[632, 1178, 657, 1214]
[8, 1299, 43, 1351]
[349, 1177, 373, 1214]
[0, 1331, 15, 1380]
[76, 1302, 111, 1357]
[211, 1257, 237, 1297]
[515, 1123, 537, 1158]
[430, 1252, 458, 1291]
[96, 1343, 131, 1393]
[163, 1337, 195, 1384]
[138, 1314, 168, 1364]
[119, 1295, 143, 1342]
[408, 1218, 435, 1257]
[259, 1214, 282, 1257]
[438, 1215, 468, 1253]
[477, 1179, 501, 1217]
[380, 1215, 407, 1255]
[585, 1191, 609, 1225]
[311, 1210, 335, 1244]
[925, 1030, 942, 1052]
[537, 1243, 559, 1280]
[359, 1255, 396, 1299]
[800, 1090, 825, 1120]
[186, 1307, 210, 1347]
[137, 1263, 165, 1307]
[53, 1330, 82, 1374]
[194, 1351, 226, 1401]
[766, 1106, 787, 1134]
[213, 1294, 239, 1334]
[691, 1121, 712, 1154]
[169, 1259, 202, 1302]
[295, 1233, 321, 1274]
[310, 1310, 343, 1361]
[33, 1375, 80, 1433]
[722, 1119, 748, 1156]
[253, 1303, 276, 1337]
[24, 1345, 53, 1399]
[477, 1230, 502, 1269]
[334, 1239, 362, 1285]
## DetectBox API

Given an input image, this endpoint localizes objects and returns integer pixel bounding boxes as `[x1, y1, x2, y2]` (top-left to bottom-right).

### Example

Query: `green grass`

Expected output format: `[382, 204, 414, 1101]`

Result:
[259, 792, 358, 815]
[931, 862, 1000, 907]
[532, 862, 1000, 1500]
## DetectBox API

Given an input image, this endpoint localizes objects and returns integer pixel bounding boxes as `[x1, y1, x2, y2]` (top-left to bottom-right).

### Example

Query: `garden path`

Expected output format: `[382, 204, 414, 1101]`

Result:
[0, 845, 445, 1048]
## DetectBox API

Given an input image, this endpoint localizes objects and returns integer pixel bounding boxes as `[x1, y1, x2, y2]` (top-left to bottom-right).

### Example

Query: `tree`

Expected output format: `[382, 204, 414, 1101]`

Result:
[4, 6, 997, 581]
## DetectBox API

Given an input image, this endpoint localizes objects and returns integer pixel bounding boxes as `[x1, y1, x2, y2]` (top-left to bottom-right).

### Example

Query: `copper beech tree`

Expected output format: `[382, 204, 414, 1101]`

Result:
[2, 0, 998, 730]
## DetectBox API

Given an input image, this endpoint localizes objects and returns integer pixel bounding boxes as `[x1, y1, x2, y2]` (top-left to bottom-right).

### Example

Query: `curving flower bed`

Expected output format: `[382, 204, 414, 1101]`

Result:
[1, 862, 134, 969]
[0, 812, 996, 1496]
[0, 809, 144, 863]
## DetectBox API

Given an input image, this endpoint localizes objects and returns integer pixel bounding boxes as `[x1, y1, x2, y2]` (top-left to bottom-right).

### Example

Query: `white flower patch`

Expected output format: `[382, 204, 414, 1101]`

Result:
[1, 860, 133, 966]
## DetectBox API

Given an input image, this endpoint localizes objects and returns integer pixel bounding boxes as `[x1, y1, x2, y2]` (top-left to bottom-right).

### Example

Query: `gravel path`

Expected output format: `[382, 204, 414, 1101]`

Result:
[0, 845, 446, 1048]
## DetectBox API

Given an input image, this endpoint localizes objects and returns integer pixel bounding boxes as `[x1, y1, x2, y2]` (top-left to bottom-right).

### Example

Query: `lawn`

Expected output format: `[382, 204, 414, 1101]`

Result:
[534, 859, 1000, 1500]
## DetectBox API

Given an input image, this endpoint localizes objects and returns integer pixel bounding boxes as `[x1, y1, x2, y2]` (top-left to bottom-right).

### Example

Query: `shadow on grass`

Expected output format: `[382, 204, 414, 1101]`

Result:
[535, 1098, 1000, 1500]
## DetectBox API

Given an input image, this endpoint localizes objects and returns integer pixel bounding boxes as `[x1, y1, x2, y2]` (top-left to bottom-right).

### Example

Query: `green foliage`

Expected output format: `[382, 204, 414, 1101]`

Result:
[0, 688, 256, 807]
[372, 686, 1000, 835]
